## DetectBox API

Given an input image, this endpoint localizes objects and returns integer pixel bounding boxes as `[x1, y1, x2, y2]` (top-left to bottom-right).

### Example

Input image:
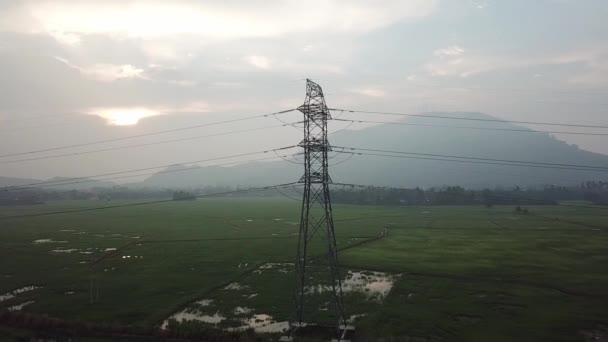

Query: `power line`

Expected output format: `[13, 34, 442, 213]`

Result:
[333, 118, 608, 137]
[330, 108, 608, 129]
[0, 123, 300, 164]
[7, 153, 303, 192]
[0, 109, 296, 158]
[2, 146, 298, 191]
[333, 146, 608, 172]
[336, 151, 608, 173]
[0, 183, 299, 221]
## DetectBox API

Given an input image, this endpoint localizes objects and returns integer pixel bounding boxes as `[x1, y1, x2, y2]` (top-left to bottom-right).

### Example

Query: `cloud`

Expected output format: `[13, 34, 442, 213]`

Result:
[168, 80, 198, 87]
[433, 45, 465, 58]
[54, 56, 146, 82]
[1, 1, 438, 44]
[245, 55, 272, 70]
[352, 87, 386, 97]
[423, 45, 608, 80]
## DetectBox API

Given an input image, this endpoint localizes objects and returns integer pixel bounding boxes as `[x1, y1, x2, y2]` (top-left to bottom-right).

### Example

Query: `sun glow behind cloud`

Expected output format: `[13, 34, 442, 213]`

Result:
[88, 108, 161, 126]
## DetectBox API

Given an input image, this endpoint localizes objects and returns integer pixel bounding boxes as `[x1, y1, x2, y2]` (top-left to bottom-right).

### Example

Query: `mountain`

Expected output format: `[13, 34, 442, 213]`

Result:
[141, 112, 608, 189]
[43, 177, 116, 190]
[141, 160, 299, 189]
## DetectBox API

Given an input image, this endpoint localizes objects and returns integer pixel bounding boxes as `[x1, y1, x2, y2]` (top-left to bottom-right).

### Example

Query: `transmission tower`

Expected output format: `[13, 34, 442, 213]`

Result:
[291, 79, 346, 332]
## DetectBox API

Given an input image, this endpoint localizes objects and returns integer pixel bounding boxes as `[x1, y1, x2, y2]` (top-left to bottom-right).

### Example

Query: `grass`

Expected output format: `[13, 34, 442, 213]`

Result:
[1, 198, 607, 341]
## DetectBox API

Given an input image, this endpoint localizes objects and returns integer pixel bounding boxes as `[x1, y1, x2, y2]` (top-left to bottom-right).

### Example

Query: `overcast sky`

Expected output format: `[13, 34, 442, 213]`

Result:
[0, 0, 607, 181]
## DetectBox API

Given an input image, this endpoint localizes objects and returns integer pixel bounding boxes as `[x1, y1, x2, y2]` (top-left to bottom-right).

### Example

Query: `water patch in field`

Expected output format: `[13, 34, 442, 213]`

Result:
[64, 291, 75, 295]
[121, 255, 143, 260]
[246, 219, 254, 222]
[258, 263, 293, 274]
[196, 299, 213, 306]
[348, 313, 367, 323]
[104, 248, 117, 252]
[51, 248, 80, 253]
[305, 271, 395, 300]
[33, 239, 67, 244]
[59, 229, 75, 232]
[234, 306, 252, 315]
[162, 311, 225, 329]
[224, 282, 247, 290]
[228, 314, 289, 333]
[73, 232, 86, 235]
[0, 286, 42, 302]
[8, 301, 34, 311]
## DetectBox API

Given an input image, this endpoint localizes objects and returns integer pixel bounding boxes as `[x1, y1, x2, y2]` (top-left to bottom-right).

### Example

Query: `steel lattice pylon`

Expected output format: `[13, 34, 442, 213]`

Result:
[291, 79, 346, 331]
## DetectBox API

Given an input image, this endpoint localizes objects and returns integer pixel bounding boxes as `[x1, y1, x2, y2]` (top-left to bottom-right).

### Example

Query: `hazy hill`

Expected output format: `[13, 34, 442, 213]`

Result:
[43, 177, 116, 190]
[142, 112, 608, 189]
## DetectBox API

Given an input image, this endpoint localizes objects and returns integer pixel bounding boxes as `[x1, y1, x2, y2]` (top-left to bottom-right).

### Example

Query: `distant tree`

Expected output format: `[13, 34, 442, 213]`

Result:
[172, 191, 196, 201]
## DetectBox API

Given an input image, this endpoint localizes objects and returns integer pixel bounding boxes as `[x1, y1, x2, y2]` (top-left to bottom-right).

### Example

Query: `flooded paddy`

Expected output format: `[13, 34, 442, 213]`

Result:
[162, 263, 397, 333]
[304, 270, 397, 301]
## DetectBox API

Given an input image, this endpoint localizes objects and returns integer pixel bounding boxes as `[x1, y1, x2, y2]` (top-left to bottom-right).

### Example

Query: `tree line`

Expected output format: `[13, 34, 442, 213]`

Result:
[1, 182, 607, 206]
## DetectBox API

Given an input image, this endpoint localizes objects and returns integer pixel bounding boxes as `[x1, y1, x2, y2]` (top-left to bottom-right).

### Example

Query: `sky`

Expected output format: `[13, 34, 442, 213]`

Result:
[0, 0, 607, 181]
